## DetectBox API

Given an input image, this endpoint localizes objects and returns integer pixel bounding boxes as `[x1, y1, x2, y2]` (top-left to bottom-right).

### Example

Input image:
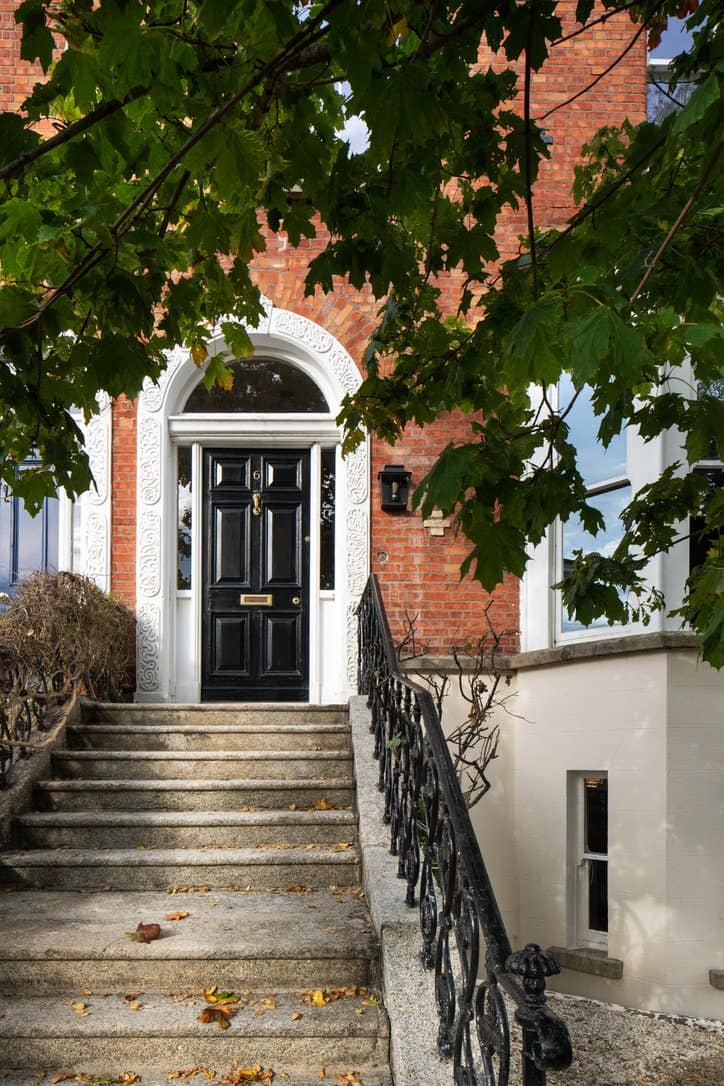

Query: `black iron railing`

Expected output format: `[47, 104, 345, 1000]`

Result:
[358, 575, 572, 1086]
[0, 657, 70, 789]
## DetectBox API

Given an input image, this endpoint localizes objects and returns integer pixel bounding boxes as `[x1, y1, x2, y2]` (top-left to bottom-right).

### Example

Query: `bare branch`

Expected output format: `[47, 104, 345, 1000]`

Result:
[631, 134, 724, 302]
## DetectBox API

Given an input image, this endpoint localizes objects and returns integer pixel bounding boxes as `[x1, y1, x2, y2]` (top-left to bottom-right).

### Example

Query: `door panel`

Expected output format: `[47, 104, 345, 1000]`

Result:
[202, 448, 309, 701]
[213, 614, 251, 673]
[264, 505, 301, 584]
[213, 507, 250, 584]
[262, 614, 303, 675]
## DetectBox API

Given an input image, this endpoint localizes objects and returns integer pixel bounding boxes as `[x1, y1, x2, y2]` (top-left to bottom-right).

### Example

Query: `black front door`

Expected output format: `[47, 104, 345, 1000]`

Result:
[202, 448, 310, 702]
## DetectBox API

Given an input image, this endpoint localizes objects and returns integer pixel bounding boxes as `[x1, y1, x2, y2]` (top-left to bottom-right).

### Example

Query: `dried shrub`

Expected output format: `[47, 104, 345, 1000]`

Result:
[0, 571, 135, 702]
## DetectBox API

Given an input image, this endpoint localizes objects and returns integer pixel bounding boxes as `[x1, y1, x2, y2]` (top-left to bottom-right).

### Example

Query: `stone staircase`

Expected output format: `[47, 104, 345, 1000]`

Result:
[0, 702, 392, 1085]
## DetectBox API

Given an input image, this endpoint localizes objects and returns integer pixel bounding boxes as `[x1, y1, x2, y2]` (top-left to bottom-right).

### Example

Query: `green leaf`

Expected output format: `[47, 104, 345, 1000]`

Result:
[16, 0, 54, 72]
[672, 74, 720, 135]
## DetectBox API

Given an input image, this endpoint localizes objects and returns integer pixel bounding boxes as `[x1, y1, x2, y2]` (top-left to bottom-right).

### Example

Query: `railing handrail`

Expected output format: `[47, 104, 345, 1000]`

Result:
[358, 573, 573, 1084]
[365, 574, 513, 972]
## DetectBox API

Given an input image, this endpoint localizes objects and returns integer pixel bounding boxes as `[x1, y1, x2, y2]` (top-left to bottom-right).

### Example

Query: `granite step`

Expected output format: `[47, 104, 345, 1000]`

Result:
[0, 888, 377, 993]
[51, 750, 353, 781]
[14, 809, 357, 850]
[0, 844, 361, 892]
[83, 703, 348, 727]
[0, 988, 389, 1073]
[67, 722, 350, 752]
[34, 777, 356, 812]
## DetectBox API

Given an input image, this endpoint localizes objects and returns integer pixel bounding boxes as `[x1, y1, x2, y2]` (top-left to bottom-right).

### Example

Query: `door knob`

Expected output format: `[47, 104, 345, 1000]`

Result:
[292, 597, 301, 606]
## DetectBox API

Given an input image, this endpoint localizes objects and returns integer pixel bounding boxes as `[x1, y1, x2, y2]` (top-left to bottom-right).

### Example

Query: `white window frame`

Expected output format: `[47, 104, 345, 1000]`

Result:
[567, 771, 609, 949]
[520, 380, 680, 654]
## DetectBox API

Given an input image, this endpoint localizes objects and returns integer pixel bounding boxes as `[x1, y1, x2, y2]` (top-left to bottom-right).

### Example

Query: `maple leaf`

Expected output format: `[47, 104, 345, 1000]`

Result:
[198, 1005, 237, 1029]
[127, 922, 161, 943]
[201, 986, 241, 1006]
[222, 1065, 274, 1086]
[312, 798, 336, 810]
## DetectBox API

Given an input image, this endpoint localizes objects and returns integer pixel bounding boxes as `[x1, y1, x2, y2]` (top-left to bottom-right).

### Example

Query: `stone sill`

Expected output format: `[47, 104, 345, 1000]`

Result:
[399, 631, 699, 676]
[548, 946, 624, 980]
[512, 631, 699, 672]
[709, 969, 724, 990]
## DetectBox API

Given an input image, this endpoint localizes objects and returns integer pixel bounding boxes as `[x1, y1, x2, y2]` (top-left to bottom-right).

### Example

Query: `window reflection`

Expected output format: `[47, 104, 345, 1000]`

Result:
[183, 358, 329, 414]
[320, 449, 336, 591]
[559, 377, 630, 634]
[0, 461, 59, 594]
[559, 373, 626, 486]
[177, 446, 192, 591]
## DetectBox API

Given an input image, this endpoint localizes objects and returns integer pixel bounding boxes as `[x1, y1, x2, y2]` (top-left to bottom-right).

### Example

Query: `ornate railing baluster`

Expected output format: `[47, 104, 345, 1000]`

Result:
[357, 575, 573, 1086]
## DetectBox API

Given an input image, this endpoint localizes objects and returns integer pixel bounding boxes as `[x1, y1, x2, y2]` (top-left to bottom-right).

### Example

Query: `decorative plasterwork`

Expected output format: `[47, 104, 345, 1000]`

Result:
[136, 304, 369, 702]
[76, 394, 112, 591]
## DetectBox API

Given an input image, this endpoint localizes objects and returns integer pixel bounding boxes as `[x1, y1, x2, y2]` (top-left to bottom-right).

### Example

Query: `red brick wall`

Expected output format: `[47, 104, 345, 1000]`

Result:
[0, 3, 42, 113]
[111, 397, 137, 609]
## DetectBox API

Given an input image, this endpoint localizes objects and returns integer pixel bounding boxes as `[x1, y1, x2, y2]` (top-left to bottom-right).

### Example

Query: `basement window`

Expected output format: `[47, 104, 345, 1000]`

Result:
[569, 772, 609, 948]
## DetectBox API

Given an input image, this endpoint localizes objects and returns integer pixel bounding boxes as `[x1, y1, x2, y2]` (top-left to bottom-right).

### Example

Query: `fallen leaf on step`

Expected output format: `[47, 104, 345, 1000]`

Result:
[312, 798, 336, 810]
[165, 911, 190, 921]
[198, 1004, 236, 1029]
[202, 987, 241, 1006]
[69, 1001, 89, 1016]
[127, 922, 161, 943]
[291, 1012, 302, 1020]
[167, 1066, 216, 1080]
[362, 994, 381, 1006]
[283, 884, 313, 894]
[337, 1074, 363, 1086]
[288, 803, 297, 811]
[123, 992, 142, 1002]
[332, 842, 351, 851]
[127, 1000, 142, 1011]
[302, 989, 329, 1007]
[259, 997, 277, 1010]
[221, 1064, 274, 1085]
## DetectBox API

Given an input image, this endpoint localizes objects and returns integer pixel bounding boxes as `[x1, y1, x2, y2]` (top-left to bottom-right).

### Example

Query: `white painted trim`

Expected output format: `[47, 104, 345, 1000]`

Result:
[136, 304, 369, 704]
[72, 394, 112, 592]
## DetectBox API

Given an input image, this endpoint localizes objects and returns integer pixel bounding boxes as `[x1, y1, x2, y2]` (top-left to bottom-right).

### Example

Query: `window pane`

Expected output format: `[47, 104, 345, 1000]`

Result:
[15, 498, 59, 581]
[320, 449, 336, 590]
[561, 484, 630, 632]
[588, 859, 608, 932]
[183, 358, 329, 414]
[584, 777, 608, 854]
[177, 446, 192, 590]
[559, 374, 627, 486]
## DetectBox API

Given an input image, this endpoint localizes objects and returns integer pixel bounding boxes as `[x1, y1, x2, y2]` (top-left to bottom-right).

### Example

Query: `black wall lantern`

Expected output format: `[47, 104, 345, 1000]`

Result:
[378, 464, 411, 512]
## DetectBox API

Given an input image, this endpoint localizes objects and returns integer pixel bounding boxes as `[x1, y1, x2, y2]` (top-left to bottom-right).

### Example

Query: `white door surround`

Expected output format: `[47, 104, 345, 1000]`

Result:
[135, 303, 370, 704]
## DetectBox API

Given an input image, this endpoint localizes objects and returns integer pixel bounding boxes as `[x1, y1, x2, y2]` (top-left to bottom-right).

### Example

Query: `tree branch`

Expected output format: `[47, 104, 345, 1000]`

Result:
[524, 0, 539, 297]
[12, 0, 347, 333]
[536, 10, 655, 123]
[0, 84, 150, 183]
[631, 133, 724, 302]
[550, 0, 647, 47]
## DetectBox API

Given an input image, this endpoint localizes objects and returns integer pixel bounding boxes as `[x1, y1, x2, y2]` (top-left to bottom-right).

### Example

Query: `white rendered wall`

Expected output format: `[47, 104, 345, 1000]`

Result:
[512, 650, 723, 1018]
